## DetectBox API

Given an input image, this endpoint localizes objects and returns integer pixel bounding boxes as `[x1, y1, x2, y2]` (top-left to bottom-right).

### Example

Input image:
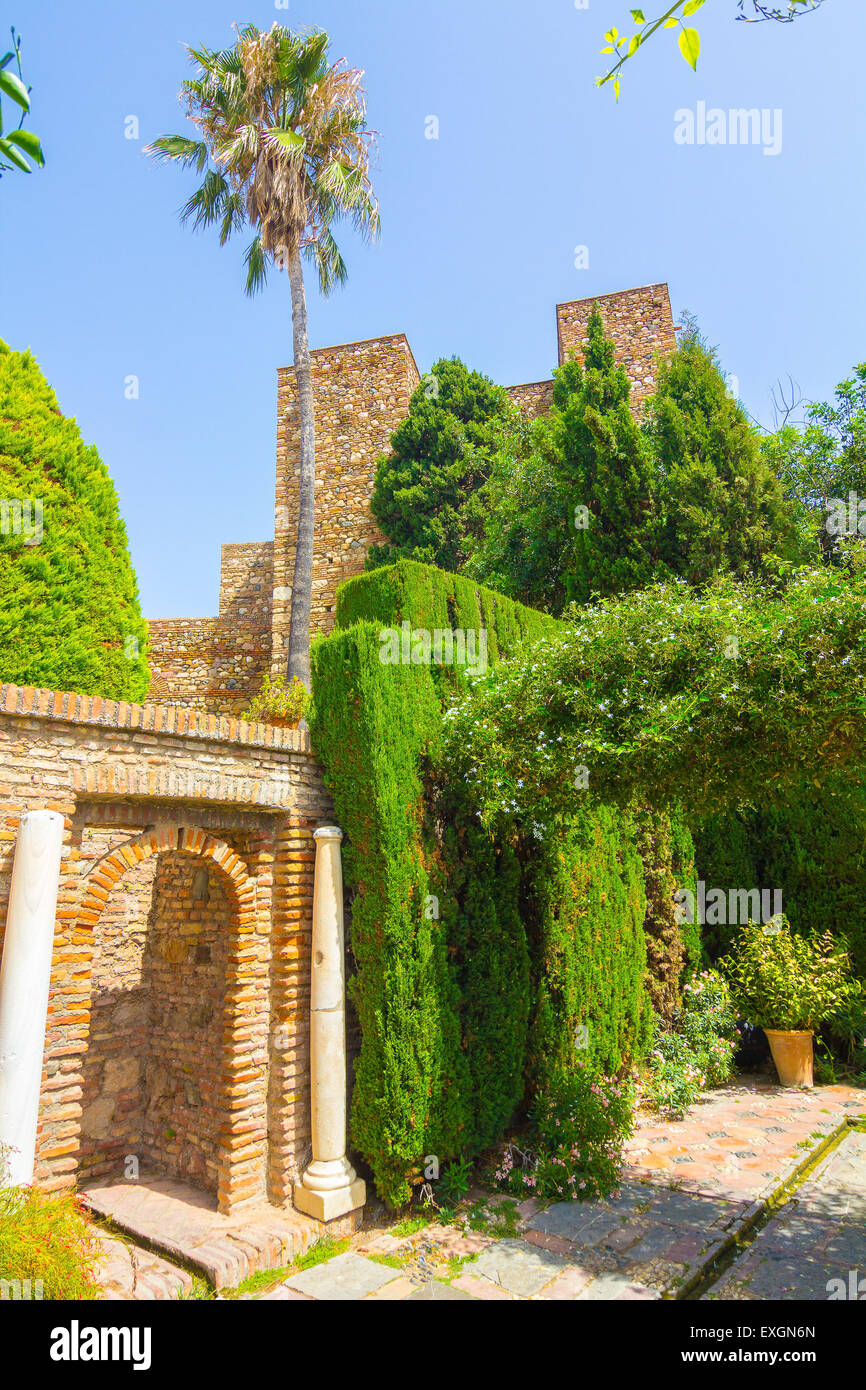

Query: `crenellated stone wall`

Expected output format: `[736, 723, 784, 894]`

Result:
[146, 284, 676, 711]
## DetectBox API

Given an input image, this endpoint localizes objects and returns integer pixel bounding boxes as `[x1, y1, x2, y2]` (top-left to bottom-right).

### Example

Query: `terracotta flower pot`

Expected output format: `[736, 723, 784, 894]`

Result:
[764, 1029, 814, 1088]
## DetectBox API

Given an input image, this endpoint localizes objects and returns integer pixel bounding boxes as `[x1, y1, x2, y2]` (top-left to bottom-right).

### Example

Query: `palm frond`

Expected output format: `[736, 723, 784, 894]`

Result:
[244, 234, 268, 297]
[145, 133, 209, 170]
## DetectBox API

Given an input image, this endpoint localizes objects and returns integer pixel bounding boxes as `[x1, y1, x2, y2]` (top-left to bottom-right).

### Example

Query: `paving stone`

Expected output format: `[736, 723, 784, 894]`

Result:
[365, 1275, 418, 1300]
[535, 1266, 595, 1300]
[577, 1271, 650, 1300]
[471, 1238, 568, 1296]
[528, 1204, 624, 1247]
[282, 1252, 399, 1301]
[451, 1273, 515, 1300]
[407, 1280, 475, 1300]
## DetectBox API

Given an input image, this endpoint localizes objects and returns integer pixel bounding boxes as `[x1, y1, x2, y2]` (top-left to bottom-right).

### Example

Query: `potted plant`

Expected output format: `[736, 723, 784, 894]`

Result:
[719, 918, 860, 1088]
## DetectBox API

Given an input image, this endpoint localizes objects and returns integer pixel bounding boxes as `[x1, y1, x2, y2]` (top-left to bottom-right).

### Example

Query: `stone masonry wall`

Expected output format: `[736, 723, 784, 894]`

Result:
[147, 541, 274, 716]
[147, 284, 675, 712]
[270, 334, 421, 661]
[557, 283, 677, 407]
[0, 683, 334, 1212]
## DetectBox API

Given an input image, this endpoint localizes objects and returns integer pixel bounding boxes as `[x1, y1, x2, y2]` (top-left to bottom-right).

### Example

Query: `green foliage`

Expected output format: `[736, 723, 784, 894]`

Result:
[336, 557, 560, 684]
[471, 309, 660, 614]
[598, 2, 824, 98]
[647, 325, 801, 586]
[491, 1064, 635, 1202]
[646, 969, 739, 1117]
[720, 918, 861, 1032]
[368, 359, 514, 573]
[312, 560, 653, 1207]
[0, 342, 149, 701]
[692, 780, 866, 983]
[310, 622, 463, 1208]
[240, 672, 308, 726]
[443, 566, 866, 827]
[0, 29, 45, 178]
[761, 362, 866, 569]
[0, 1182, 103, 1299]
[526, 807, 651, 1088]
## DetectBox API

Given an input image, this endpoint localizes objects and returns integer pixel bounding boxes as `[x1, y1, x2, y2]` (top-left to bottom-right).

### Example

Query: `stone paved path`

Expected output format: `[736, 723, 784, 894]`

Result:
[87, 1080, 866, 1300]
[95, 1230, 194, 1301]
[249, 1079, 866, 1302]
[706, 1125, 866, 1301]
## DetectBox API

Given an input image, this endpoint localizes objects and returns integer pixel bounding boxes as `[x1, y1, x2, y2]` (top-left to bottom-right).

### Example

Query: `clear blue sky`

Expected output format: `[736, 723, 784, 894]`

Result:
[1, 1, 862, 619]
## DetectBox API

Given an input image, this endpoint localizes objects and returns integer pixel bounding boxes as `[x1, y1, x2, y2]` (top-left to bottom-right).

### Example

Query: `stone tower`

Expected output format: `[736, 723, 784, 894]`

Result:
[147, 283, 676, 711]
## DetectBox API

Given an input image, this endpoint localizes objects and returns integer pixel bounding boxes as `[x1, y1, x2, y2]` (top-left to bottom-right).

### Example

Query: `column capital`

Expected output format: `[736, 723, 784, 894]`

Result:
[314, 825, 343, 843]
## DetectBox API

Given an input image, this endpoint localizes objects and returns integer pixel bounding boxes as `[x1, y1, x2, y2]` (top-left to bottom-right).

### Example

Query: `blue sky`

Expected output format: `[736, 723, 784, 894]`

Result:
[1, 0, 862, 619]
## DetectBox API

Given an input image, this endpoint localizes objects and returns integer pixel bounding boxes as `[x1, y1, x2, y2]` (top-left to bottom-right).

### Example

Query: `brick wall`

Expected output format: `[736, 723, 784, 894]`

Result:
[0, 683, 334, 1213]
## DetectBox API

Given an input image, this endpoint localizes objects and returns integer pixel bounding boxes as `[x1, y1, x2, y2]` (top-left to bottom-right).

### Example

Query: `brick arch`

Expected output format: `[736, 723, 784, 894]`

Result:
[78, 824, 256, 927]
[76, 822, 265, 1213]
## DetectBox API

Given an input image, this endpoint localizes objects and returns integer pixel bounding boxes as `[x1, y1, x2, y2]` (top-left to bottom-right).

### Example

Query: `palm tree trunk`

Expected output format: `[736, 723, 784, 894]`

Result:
[287, 247, 316, 691]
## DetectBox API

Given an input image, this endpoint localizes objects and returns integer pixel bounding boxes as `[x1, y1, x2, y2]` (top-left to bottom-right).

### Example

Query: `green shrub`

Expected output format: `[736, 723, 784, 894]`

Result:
[240, 672, 308, 726]
[0, 1184, 103, 1299]
[312, 560, 657, 1208]
[0, 341, 149, 700]
[526, 807, 651, 1089]
[646, 969, 738, 1117]
[491, 1064, 635, 1203]
[720, 918, 861, 1032]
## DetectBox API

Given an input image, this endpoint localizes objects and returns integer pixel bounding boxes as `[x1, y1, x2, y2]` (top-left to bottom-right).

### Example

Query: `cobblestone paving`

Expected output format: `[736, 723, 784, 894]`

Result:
[91, 1080, 866, 1300]
[246, 1079, 866, 1302]
[706, 1127, 866, 1301]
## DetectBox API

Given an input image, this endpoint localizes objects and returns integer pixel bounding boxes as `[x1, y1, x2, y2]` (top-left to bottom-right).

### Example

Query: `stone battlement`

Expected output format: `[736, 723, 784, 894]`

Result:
[147, 283, 676, 712]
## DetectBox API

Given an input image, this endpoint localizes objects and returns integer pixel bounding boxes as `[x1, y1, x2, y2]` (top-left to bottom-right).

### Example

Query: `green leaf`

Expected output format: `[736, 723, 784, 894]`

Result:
[664, 16, 679, 27]
[679, 27, 701, 70]
[0, 68, 29, 111]
[628, 34, 642, 56]
[0, 135, 31, 171]
[630, 8, 646, 21]
[269, 127, 305, 154]
[682, 0, 706, 14]
[5, 128, 43, 166]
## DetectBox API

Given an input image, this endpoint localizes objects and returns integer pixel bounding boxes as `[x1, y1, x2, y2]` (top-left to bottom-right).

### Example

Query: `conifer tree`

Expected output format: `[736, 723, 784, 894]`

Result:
[472, 308, 661, 613]
[0, 342, 149, 700]
[647, 325, 800, 584]
[368, 358, 513, 573]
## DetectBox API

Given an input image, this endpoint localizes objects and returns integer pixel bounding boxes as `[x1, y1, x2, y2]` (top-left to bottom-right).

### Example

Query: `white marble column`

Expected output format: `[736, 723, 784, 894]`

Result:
[294, 826, 365, 1222]
[0, 810, 64, 1186]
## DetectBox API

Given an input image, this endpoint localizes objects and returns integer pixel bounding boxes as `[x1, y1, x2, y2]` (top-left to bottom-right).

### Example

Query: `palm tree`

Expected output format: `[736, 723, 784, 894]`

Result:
[147, 23, 379, 689]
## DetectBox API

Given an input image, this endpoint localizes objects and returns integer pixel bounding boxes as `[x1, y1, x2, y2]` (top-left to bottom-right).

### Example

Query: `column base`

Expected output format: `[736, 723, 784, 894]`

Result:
[294, 1177, 366, 1223]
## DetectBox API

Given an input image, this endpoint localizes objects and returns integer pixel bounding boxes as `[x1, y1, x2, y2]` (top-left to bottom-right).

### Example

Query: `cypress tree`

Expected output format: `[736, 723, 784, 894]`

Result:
[368, 357, 513, 573]
[0, 342, 149, 701]
[647, 325, 799, 584]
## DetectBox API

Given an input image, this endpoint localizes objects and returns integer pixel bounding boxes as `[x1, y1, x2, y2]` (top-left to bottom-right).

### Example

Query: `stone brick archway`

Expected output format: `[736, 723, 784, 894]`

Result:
[77, 824, 265, 1215]
[78, 825, 256, 926]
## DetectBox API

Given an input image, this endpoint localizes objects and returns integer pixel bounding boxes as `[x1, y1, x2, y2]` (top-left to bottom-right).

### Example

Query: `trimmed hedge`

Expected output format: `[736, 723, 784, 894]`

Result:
[334, 558, 560, 669]
[693, 780, 866, 983]
[312, 560, 691, 1206]
[0, 341, 149, 700]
